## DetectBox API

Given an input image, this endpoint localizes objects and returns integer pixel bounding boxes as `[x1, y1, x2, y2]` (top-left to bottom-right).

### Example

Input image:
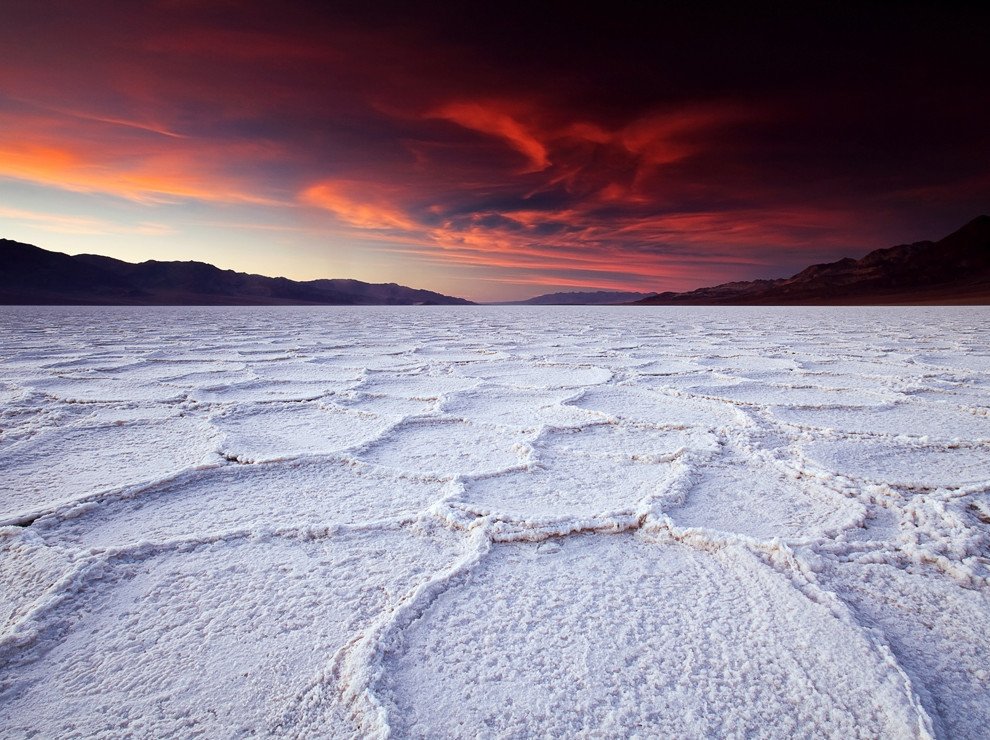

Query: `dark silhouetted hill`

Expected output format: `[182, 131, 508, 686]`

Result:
[635, 216, 990, 305]
[0, 241, 473, 305]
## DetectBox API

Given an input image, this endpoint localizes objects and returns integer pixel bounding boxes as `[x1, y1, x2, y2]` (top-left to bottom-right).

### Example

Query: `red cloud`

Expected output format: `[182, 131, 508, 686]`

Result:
[296, 169, 853, 295]
[0, 107, 285, 205]
[619, 106, 748, 166]
[429, 101, 551, 173]
[302, 181, 419, 231]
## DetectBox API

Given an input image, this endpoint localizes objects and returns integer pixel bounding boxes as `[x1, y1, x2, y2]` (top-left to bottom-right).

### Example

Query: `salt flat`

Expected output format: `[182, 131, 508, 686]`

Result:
[1, 305, 988, 738]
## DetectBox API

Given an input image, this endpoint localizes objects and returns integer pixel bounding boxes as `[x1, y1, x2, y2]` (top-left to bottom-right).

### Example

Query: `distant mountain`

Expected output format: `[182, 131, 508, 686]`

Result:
[0, 240, 473, 305]
[635, 215, 990, 305]
[513, 290, 658, 305]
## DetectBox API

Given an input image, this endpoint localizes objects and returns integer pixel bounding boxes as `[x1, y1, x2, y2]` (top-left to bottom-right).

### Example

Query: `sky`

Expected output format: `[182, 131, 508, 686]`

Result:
[1, 1, 987, 302]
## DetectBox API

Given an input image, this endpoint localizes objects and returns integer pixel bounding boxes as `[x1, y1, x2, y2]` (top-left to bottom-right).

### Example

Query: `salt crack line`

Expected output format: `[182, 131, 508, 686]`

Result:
[0, 552, 110, 672]
[26, 452, 460, 531]
[642, 515, 937, 739]
[57, 517, 420, 559]
[424, 457, 699, 543]
[0, 461, 225, 529]
[1, 520, 431, 671]
[814, 533, 990, 590]
[783, 470, 990, 588]
[272, 527, 492, 739]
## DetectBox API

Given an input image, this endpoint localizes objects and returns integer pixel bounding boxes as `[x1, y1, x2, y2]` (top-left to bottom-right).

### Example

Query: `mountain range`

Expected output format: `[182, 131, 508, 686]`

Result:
[0, 240, 473, 305]
[635, 215, 990, 305]
[2, 216, 987, 306]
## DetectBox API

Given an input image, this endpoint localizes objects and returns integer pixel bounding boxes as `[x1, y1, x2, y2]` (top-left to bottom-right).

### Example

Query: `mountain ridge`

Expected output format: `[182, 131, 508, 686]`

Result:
[0, 240, 474, 305]
[635, 215, 990, 305]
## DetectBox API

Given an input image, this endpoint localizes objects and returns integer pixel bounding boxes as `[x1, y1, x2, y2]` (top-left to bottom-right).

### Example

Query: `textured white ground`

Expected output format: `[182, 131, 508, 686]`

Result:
[1, 305, 989, 739]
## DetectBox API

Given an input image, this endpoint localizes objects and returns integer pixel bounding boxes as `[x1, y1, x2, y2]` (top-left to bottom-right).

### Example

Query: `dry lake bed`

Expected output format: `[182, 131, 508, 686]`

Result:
[1, 306, 988, 738]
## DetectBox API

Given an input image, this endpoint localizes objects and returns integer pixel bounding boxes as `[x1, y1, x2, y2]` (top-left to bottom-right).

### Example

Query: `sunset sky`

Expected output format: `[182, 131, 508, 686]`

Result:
[1, 2, 987, 301]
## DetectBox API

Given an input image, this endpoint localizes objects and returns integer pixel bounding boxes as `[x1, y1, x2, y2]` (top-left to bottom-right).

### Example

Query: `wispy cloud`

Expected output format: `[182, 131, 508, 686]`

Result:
[0, 205, 173, 236]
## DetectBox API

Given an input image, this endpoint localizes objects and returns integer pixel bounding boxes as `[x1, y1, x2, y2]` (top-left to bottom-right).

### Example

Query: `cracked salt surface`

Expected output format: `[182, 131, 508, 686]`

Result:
[215, 402, 396, 462]
[0, 417, 219, 523]
[1, 305, 988, 738]
[379, 535, 922, 738]
[0, 529, 467, 737]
